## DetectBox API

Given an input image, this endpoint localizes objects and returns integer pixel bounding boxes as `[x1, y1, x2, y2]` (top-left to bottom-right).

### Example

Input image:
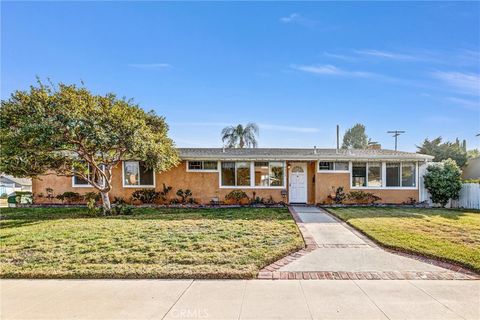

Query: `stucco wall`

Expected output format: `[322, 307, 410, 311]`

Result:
[32, 160, 418, 205]
[32, 161, 286, 204]
[314, 172, 419, 204]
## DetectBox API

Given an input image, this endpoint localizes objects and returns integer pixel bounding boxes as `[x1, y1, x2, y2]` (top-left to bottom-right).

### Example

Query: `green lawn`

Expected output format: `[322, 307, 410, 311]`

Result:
[0, 207, 304, 279]
[326, 207, 480, 272]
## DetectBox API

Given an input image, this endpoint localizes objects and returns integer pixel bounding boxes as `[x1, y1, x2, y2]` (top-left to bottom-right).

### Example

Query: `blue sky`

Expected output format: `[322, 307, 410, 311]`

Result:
[2, 1, 479, 151]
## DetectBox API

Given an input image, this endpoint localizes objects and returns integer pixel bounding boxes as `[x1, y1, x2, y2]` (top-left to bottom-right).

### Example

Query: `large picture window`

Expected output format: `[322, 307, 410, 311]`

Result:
[221, 161, 285, 187]
[123, 161, 155, 187]
[352, 162, 417, 188]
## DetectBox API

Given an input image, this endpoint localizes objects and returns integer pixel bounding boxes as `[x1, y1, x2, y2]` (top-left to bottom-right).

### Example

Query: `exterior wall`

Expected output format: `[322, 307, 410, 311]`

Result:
[32, 161, 286, 204]
[314, 172, 418, 204]
[32, 160, 418, 205]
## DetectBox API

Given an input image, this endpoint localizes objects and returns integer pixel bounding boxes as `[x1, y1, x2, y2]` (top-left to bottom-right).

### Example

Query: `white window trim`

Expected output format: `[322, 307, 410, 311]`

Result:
[350, 161, 418, 190]
[186, 160, 219, 173]
[72, 164, 105, 188]
[219, 161, 287, 189]
[122, 161, 156, 188]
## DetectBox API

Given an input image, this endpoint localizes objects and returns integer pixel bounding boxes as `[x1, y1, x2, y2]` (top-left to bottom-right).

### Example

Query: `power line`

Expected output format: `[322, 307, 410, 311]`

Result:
[387, 130, 405, 151]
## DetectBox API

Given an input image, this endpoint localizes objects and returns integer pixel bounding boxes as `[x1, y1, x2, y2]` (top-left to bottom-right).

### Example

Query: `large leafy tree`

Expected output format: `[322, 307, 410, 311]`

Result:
[342, 123, 368, 149]
[0, 81, 179, 212]
[221, 123, 259, 148]
[423, 159, 462, 207]
[416, 137, 468, 167]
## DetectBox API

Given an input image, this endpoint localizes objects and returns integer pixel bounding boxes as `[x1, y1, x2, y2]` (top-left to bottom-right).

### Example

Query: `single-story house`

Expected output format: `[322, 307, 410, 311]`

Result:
[32, 148, 434, 205]
[0, 174, 32, 196]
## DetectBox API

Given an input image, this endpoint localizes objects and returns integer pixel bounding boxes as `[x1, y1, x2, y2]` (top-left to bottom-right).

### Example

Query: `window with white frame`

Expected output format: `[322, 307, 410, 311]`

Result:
[187, 161, 218, 171]
[72, 163, 105, 187]
[401, 162, 416, 187]
[254, 161, 285, 187]
[352, 161, 417, 188]
[221, 161, 285, 187]
[318, 161, 349, 172]
[352, 162, 367, 187]
[123, 161, 155, 187]
[367, 162, 382, 187]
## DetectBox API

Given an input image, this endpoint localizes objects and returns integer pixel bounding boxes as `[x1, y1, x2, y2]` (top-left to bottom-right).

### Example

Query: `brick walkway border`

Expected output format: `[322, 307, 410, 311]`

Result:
[257, 206, 479, 280]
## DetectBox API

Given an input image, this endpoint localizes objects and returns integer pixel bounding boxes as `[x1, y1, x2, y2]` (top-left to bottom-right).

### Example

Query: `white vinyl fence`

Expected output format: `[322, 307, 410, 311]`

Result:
[419, 163, 480, 209]
[451, 183, 480, 210]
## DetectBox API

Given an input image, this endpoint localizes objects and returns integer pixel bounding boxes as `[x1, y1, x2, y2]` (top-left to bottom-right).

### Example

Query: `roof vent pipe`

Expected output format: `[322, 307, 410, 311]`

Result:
[222, 146, 225, 153]
[313, 146, 317, 154]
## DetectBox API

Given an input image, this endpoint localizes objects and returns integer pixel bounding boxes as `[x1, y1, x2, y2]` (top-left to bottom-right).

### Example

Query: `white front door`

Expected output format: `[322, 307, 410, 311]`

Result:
[289, 163, 307, 203]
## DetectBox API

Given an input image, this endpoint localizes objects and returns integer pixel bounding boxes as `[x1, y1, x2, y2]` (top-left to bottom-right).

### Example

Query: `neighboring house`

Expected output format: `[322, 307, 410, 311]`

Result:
[462, 157, 480, 180]
[0, 174, 32, 196]
[32, 148, 433, 204]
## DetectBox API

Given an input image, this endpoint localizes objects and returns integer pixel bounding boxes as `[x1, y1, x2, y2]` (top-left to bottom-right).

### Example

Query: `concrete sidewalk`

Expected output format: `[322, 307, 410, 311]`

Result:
[1, 279, 479, 319]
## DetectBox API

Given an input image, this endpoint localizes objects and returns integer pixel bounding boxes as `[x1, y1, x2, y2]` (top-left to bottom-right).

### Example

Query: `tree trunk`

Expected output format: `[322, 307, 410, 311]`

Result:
[100, 191, 111, 214]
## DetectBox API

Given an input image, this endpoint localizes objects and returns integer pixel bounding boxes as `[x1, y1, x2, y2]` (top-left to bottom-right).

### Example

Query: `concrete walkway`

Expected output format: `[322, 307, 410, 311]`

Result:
[1, 279, 479, 319]
[280, 206, 464, 274]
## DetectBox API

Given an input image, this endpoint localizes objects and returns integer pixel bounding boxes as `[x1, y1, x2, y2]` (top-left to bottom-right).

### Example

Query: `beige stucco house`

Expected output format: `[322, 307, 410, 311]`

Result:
[32, 148, 433, 205]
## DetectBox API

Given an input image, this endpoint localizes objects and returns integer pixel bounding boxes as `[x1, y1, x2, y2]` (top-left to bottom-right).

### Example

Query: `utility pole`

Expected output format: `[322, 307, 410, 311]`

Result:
[387, 130, 405, 151]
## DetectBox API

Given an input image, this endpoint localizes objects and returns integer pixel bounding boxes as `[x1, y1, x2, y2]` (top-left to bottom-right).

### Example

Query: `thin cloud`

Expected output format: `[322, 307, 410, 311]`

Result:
[280, 13, 317, 27]
[291, 64, 373, 78]
[323, 52, 357, 62]
[432, 71, 480, 96]
[128, 63, 172, 70]
[447, 97, 480, 111]
[354, 49, 418, 60]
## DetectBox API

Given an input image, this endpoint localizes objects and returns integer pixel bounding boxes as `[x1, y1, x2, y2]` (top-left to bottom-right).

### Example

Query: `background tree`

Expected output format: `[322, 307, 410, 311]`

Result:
[342, 123, 368, 149]
[0, 81, 179, 213]
[416, 137, 468, 167]
[423, 159, 462, 207]
[221, 123, 259, 148]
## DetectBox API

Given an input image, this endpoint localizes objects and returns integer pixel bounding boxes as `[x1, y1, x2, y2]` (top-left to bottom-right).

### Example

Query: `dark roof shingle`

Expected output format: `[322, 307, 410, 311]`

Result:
[177, 148, 433, 161]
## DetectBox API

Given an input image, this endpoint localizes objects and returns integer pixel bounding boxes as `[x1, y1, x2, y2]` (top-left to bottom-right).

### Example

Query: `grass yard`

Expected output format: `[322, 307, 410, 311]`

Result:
[0, 207, 304, 279]
[327, 207, 480, 272]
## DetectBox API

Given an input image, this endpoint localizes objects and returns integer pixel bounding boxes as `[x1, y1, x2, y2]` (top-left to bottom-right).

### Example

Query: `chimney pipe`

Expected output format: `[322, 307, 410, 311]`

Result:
[336, 125, 340, 153]
[313, 145, 317, 154]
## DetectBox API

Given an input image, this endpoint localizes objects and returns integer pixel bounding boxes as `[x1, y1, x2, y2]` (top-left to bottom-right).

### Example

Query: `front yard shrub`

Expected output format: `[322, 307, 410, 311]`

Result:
[176, 189, 193, 203]
[84, 192, 101, 202]
[56, 191, 82, 204]
[131, 189, 159, 204]
[424, 159, 462, 207]
[225, 190, 249, 205]
[159, 183, 173, 203]
[327, 186, 347, 204]
[8, 192, 33, 205]
[347, 190, 381, 204]
[86, 198, 101, 216]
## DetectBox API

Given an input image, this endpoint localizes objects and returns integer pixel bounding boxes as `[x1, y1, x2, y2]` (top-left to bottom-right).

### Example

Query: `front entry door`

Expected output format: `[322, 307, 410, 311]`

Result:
[289, 163, 307, 203]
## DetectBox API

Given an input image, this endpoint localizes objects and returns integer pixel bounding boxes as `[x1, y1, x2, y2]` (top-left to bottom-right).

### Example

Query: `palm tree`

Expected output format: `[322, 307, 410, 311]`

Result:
[221, 123, 259, 148]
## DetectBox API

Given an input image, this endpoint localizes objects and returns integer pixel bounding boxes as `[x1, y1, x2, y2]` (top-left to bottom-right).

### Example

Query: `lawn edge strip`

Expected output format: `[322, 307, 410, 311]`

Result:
[257, 206, 317, 278]
[321, 206, 480, 277]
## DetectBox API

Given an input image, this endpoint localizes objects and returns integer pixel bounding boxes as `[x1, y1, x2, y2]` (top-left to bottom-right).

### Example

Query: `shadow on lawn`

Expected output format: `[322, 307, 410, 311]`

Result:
[0, 207, 293, 226]
[328, 207, 470, 221]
